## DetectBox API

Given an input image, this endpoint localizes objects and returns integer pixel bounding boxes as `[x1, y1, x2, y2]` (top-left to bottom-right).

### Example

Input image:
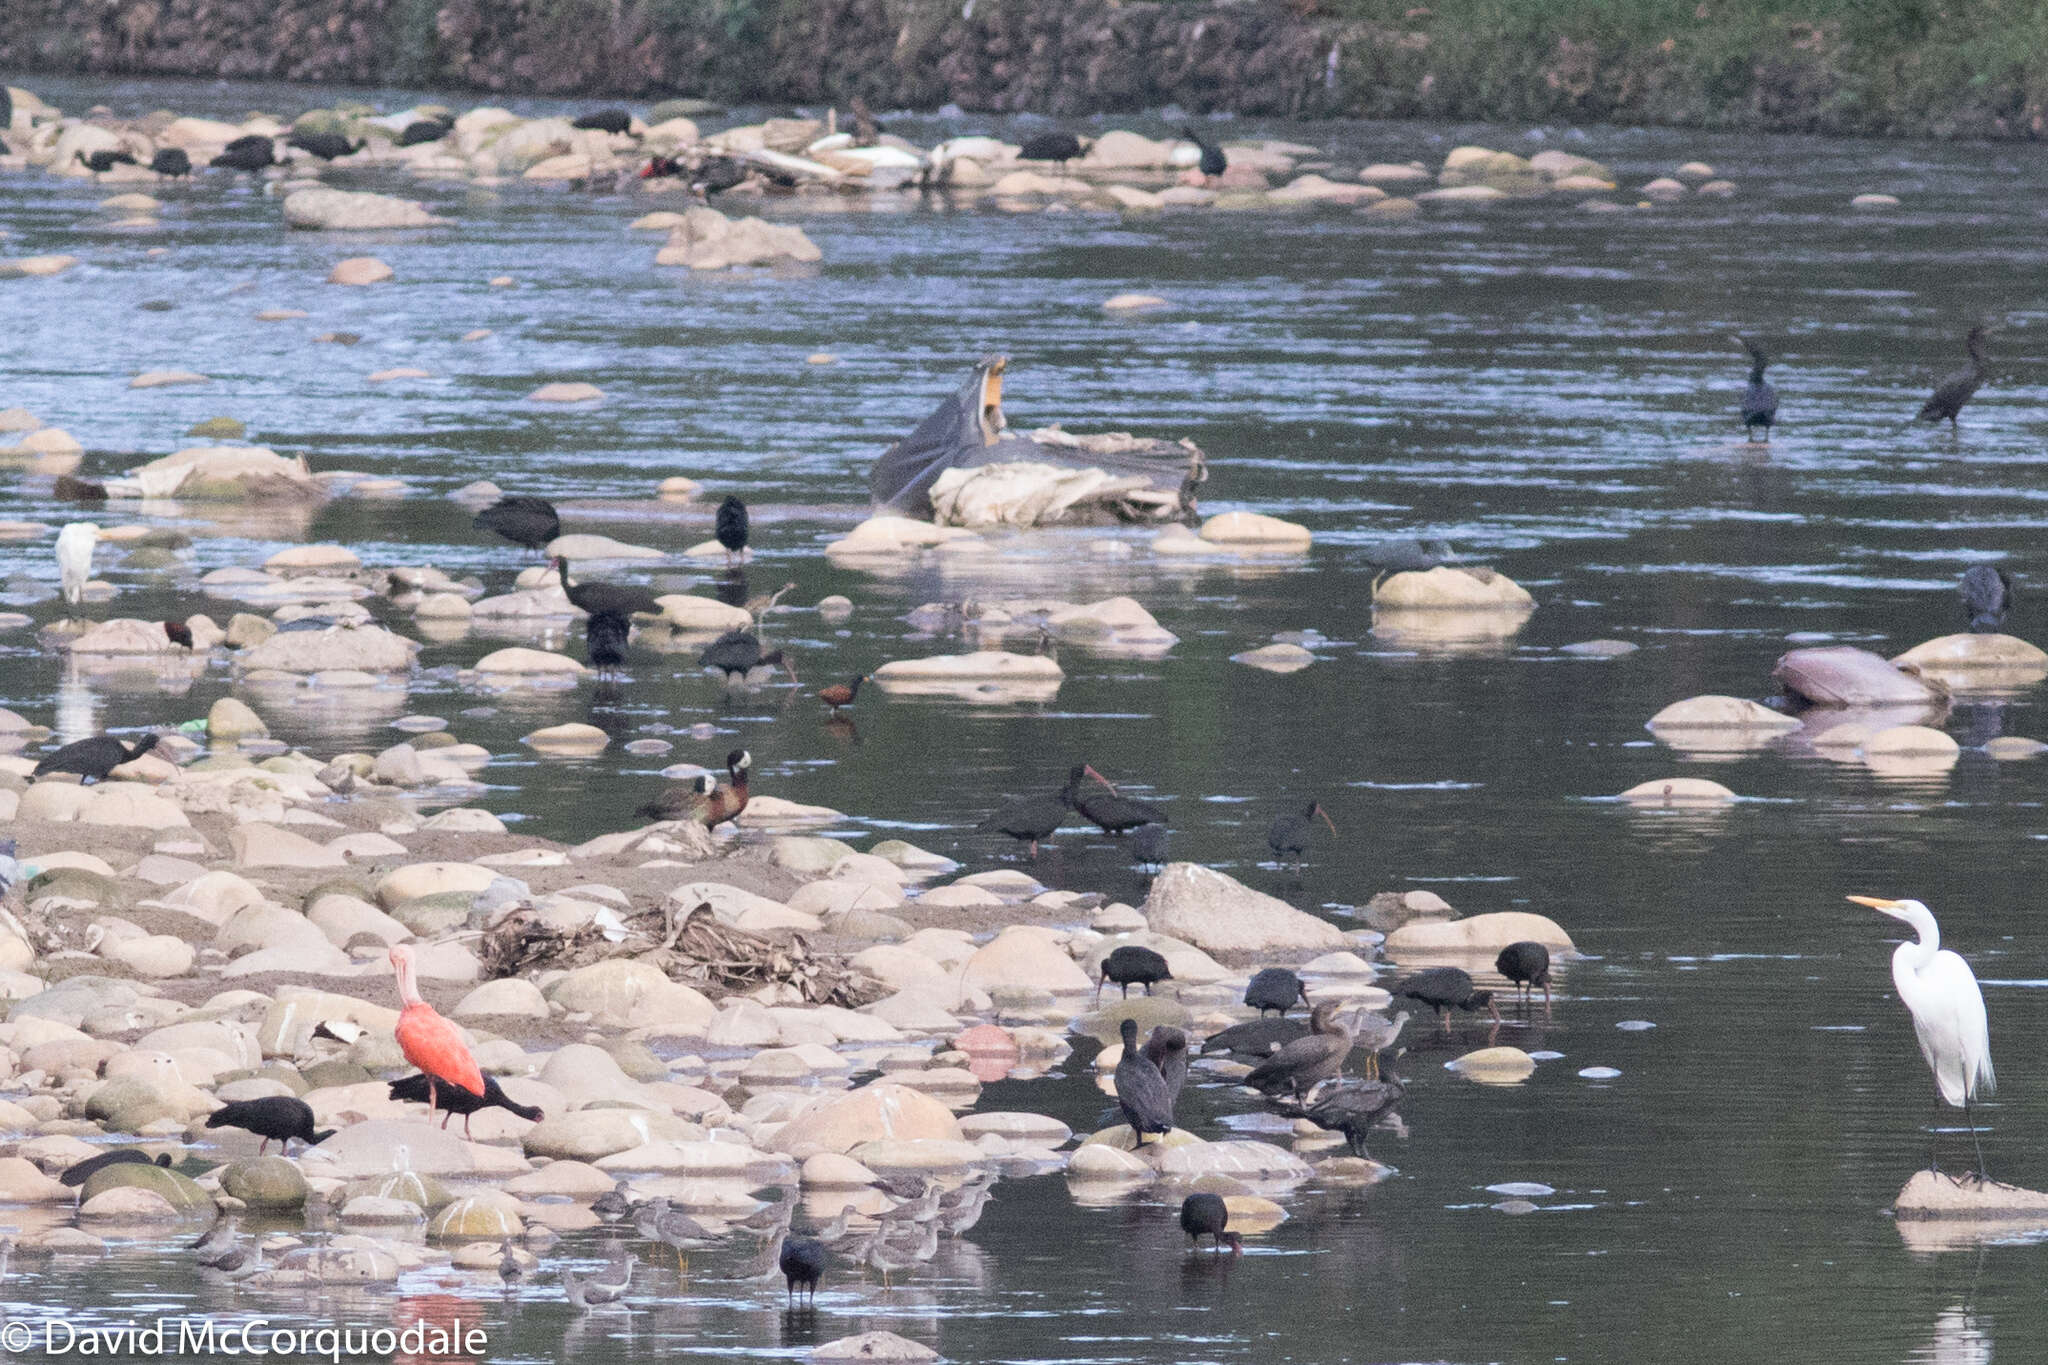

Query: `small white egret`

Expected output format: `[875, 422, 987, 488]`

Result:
[54, 521, 99, 606]
[1851, 895, 1996, 1179]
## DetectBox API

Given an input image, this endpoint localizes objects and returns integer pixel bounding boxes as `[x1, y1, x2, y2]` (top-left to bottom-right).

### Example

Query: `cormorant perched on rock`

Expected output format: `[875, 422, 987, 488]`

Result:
[1960, 565, 2013, 633]
[1266, 800, 1336, 865]
[1142, 1025, 1189, 1106]
[1281, 1053, 1407, 1159]
[571, 109, 633, 135]
[1179, 1192, 1242, 1253]
[210, 134, 276, 171]
[1097, 945, 1172, 1002]
[1495, 941, 1552, 1005]
[1113, 1017, 1175, 1145]
[1916, 325, 1990, 429]
[715, 495, 750, 566]
[76, 148, 137, 173]
[778, 1236, 824, 1304]
[149, 148, 192, 177]
[1244, 1001, 1356, 1098]
[977, 764, 1102, 857]
[1244, 967, 1308, 1018]
[552, 557, 662, 618]
[1179, 125, 1227, 180]
[1732, 335, 1778, 441]
[204, 1097, 333, 1155]
[33, 733, 162, 783]
[473, 495, 559, 552]
[287, 131, 365, 160]
[1392, 966, 1501, 1029]
[387, 1072, 544, 1139]
[1018, 131, 1086, 168]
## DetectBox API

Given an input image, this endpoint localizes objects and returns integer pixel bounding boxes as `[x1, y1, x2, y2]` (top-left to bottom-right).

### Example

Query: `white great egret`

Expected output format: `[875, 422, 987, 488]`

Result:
[1850, 895, 1995, 1179]
[54, 521, 99, 606]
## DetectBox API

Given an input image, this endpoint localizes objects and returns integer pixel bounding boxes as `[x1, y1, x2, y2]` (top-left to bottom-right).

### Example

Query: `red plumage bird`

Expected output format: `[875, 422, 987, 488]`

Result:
[390, 944, 485, 1113]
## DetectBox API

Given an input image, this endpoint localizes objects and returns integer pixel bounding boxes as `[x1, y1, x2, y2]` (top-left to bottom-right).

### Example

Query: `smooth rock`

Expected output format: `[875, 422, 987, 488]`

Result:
[1383, 911, 1575, 954]
[1142, 864, 1344, 954]
[327, 257, 393, 285]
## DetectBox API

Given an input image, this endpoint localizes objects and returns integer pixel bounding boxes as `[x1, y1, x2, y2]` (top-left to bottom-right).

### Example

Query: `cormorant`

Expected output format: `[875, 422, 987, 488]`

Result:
[1179, 125, 1227, 179]
[1916, 325, 1990, 429]
[714, 495, 750, 566]
[1732, 335, 1778, 441]
[1960, 565, 2013, 633]
[1142, 1025, 1189, 1107]
[1113, 1017, 1175, 1145]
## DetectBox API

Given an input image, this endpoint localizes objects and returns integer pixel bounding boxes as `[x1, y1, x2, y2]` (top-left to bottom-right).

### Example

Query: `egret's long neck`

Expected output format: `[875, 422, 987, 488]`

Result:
[1892, 915, 1939, 989]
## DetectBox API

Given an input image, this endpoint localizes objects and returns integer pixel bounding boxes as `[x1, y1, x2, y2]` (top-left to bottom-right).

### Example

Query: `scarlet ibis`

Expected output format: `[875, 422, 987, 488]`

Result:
[205, 1096, 334, 1155]
[1179, 125, 1227, 179]
[977, 764, 1101, 856]
[163, 620, 194, 649]
[552, 557, 662, 619]
[387, 1072, 544, 1139]
[210, 134, 276, 171]
[287, 131, 365, 159]
[778, 1236, 824, 1304]
[715, 495, 750, 566]
[150, 148, 192, 177]
[1392, 966, 1501, 1029]
[1732, 335, 1777, 441]
[1179, 1192, 1242, 1253]
[1244, 1002, 1356, 1099]
[55, 521, 97, 605]
[563, 1252, 636, 1311]
[1142, 1025, 1189, 1106]
[817, 675, 867, 714]
[473, 495, 559, 552]
[635, 772, 717, 824]
[1113, 1018, 1175, 1145]
[389, 943, 485, 1112]
[33, 733, 161, 783]
[571, 109, 633, 134]
[1073, 767, 1166, 835]
[1266, 801, 1337, 864]
[1916, 325, 1990, 429]
[585, 611, 630, 676]
[1495, 941, 1552, 1005]
[1097, 944, 1172, 1001]
[60, 1150, 170, 1187]
[1961, 565, 2012, 633]
[1244, 967, 1307, 1017]
[77, 148, 138, 172]
[1018, 131, 1086, 166]
[1286, 1056, 1407, 1159]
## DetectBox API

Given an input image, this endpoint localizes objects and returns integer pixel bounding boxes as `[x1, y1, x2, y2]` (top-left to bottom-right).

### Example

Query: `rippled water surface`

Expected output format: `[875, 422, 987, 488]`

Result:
[5, 73, 2048, 1364]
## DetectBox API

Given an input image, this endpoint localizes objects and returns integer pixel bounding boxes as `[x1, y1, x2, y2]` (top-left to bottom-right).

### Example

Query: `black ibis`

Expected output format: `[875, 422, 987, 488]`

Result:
[397, 118, 451, 146]
[1732, 335, 1778, 441]
[1267, 800, 1337, 864]
[287, 131, 364, 160]
[1143, 1025, 1189, 1106]
[585, 611, 630, 676]
[552, 557, 663, 618]
[163, 620, 194, 649]
[1392, 966, 1501, 1029]
[1131, 823, 1169, 871]
[210, 134, 276, 171]
[1018, 131, 1086, 167]
[715, 495, 750, 567]
[1916, 325, 1990, 429]
[1244, 967, 1308, 1018]
[818, 675, 867, 714]
[571, 109, 633, 134]
[1074, 768, 1166, 835]
[778, 1236, 824, 1304]
[1097, 944, 1172, 1001]
[149, 148, 192, 177]
[699, 629, 789, 685]
[204, 1097, 333, 1156]
[976, 764, 1101, 857]
[387, 1072, 545, 1139]
[1179, 125, 1227, 179]
[1244, 1002, 1356, 1098]
[1495, 941, 1552, 1005]
[473, 495, 560, 552]
[60, 1150, 170, 1187]
[1960, 565, 2013, 633]
[1113, 1018, 1175, 1145]
[1179, 1192, 1242, 1253]
[1200, 1016, 1309, 1060]
[33, 733, 162, 783]
[77, 148, 138, 172]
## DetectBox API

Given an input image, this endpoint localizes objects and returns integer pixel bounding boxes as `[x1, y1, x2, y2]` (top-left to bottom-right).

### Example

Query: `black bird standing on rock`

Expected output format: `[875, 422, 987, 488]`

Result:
[1097, 945, 1172, 1002]
[1179, 1192, 1243, 1254]
[1961, 565, 2013, 633]
[553, 557, 663, 619]
[387, 1072, 544, 1140]
[1495, 941, 1552, 1005]
[1393, 966, 1501, 1029]
[210, 134, 276, 171]
[1732, 335, 1778, 442]
[1266, 801, 1337, 865]
[397, 117, 452, 147]
[1143, 1026, 1190, 1107]
[571, 109, 633, 135]
[1916, 325, 1991, 429]
[1114, 1017, 1176, 1146]
[287, 131, 365, 160]
[715, 495, 750, 567]
[1282, 1052, 1408, 1160]
[76, 149, 138, 173]
[60, 1150, 170, 1187]
[149, 148, 192, 177]
[1018, 131, 1086, 168]
[1244, 967, 1308, 1018]
[1179, 125, 1227, 180]
[778, 1236, 824, 1305]
[33, 733, 162, 784]
[1201, 1015, 1309, 1060]
[474, 495, 560, 553]
[205, 1097, 333, 1156]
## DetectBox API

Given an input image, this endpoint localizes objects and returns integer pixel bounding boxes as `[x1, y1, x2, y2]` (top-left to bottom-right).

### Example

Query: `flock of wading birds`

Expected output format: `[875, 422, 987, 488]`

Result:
[9, 306, 2019, 1312]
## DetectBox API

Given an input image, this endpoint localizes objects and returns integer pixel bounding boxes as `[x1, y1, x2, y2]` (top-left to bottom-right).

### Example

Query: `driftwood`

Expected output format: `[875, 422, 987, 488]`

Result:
[480, 901, 883, 1008]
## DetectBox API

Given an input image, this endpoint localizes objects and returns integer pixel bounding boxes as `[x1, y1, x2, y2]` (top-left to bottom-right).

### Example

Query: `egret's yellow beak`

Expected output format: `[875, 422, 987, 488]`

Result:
[1846, 895, 1904, 911]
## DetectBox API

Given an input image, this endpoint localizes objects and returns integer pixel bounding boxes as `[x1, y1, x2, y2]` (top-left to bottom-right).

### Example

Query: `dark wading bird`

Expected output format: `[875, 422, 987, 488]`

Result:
[699, 629, 790, 686]
[1243, 1001, 1357, 1099]
[1915, 325, 1991, 430]
[1131, 823, 1169, 872]
[1018, 131, 1087, 168]
[563, 1252, 636, 1311]
[1732, 335, 1778, 442]
[1495, 940, 1553, 1006]
[1143, 1025, 1189, 1107]
[387, 1072, 544, 1140]
[1850, 895, 1996, 1180]
[1392, 966, 1501, 1030]
[287, 131, 365, 160]
[163, 620, 194, 650]
[210, 134, 276, 171]
[76, 148, 137, 173]
[473, 495, 560, 553]
[397, 117, 452, 147]
[60, 1150, 170, 1187]
[1282, 1051, 1408, 1160]
[1362, 537, 1454, 571]
[1201, 1016, 1309, 1060]
[553, 557, 662, 620]
[977, 764, 1111, 857]
[1097, 945, 1172, 1002]
[1244, 967, 1308, 1018]
[778, 1236, 824, 1305]
[205, 1096, 334, 1156]
[818, 675, 867, 715]
[585, 610, 630, 677]
[714, 494, 751, 567]
[638, 750, 752, 828]
[1960, 565, 2013, 634]
[149, 148, 192, 177]
[571, 109, 633, 135]
[1266, 801, 1337, 866]
[33, 732, 162, 784]
[1114, 1018, 1176, 1145]
[1179, 125, 1227, 180]
[1179, 1192, 1242, 1254]
[1074, 768, 1167, 835]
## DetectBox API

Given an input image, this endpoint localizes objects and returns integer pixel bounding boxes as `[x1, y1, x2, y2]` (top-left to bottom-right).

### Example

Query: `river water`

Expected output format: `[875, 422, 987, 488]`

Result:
[3, 73, 2046, 1363]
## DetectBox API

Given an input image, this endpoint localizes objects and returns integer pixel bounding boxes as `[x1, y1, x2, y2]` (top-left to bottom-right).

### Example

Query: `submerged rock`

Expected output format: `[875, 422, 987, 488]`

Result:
[124, 446, 324, 501]
[284, 189, 449, 230]
[1617, 777, 1737, 805]
[1773, 646, 1945, 708]
[654, 206, 821, 270]
[1375, 565, 1533, 609]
